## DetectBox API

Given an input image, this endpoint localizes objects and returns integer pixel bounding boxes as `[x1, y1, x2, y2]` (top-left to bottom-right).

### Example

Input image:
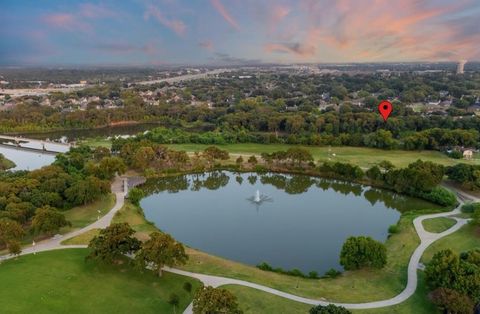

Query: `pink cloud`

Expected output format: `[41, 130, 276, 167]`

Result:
[41, 13, 92, 32]
[264, 0, 479, 62]
[199, 40, 214, 51]
[79, 3, 119, 19]
[144, 4, 187, 36]
[210, 0, 240, 30]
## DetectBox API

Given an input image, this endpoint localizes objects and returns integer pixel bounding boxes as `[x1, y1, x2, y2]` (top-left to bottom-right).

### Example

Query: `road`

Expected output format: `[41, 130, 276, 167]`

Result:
[0, 181, 475, 313]
[136, 69, 230, 85]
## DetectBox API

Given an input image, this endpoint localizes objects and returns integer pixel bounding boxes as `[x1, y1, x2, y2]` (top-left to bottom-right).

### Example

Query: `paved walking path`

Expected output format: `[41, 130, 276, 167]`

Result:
[0, 181, 476, 313]
[0, 177, 127, 260]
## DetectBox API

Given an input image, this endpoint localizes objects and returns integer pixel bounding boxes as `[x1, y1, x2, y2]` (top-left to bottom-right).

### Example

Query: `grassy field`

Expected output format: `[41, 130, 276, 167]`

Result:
[225, 273, 437, 314]
[61, 229, 100, 245]
[422, 223, 480, 263]
[421, 217, 457, 233]
[166, 143, 479, 168]
[0, 249, 201, 314]
[112, 201, 158, 241]
[63, 194, 116, 230]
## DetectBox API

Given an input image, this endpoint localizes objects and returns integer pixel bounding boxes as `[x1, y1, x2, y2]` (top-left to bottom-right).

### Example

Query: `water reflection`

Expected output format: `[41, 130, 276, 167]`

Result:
[141, 171, 441, 273]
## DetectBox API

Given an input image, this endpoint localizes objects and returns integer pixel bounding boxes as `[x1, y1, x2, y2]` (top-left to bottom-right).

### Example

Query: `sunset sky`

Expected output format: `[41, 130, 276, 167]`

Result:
[1, 0, 479, 65]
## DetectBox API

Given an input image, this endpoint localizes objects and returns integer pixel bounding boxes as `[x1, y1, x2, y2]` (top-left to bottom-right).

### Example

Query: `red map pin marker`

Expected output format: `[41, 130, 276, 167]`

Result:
[378, 100, 393, 122]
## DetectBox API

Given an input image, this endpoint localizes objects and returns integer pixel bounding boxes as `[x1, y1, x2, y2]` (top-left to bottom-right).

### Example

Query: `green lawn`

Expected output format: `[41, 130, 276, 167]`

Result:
[224, 272, 437, 314]
[0, 249, 201, 314]
[224, 285, 311, 314]
[61, 229, 100, 245]
[167, 143, 479, 168]
[422, 223, 480, 263]
[63, 194, 116, 230]
[421, 217, 457, 233]
[112, 201, 158, 241]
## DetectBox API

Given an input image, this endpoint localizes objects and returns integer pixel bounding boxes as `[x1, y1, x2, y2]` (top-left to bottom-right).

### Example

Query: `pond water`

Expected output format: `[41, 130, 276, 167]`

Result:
[0, 146, 55, 171]
[11, 123, 161, 142]
[141, 171, 440, 274]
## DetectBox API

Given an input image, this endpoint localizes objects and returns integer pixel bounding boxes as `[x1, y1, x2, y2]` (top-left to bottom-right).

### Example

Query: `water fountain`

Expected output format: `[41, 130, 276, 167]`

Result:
[249, 189, 271, 204]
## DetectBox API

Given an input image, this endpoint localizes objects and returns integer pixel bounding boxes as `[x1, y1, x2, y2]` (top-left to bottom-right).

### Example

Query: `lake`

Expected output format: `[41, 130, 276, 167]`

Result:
[141, 171, 440, 274]
[0, 146, 55, 171]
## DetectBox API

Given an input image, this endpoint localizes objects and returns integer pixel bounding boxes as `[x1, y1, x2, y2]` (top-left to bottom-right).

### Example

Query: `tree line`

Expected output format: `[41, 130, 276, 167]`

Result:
[0, 146, 125, 255]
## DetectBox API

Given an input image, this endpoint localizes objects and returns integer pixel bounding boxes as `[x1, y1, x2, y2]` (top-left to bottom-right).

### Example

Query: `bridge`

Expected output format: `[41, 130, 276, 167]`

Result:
[0, 135, 72, 155]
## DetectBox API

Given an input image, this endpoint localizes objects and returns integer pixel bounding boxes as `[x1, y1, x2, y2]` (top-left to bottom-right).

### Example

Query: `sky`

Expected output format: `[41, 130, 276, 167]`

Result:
[1, 0, 479, 66]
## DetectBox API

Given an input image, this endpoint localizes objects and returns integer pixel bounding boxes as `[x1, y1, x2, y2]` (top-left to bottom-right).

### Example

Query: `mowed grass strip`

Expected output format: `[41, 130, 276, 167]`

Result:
[0, 249, 201, 314]
[421, 217, 457, 233]
[63, 194, 116, 230]
[167, 143, 479, 168]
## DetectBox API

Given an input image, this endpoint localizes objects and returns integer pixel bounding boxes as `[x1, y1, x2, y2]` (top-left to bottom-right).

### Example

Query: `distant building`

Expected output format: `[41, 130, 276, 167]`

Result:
[463, 150, 473, 160]
[456, 60, 467, 74]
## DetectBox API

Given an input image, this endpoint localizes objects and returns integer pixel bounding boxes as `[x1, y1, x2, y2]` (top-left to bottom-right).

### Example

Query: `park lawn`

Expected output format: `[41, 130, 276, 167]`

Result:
[224, 285, 311, 314]
[421, 217, 457, 233]
[80, 137, 112, 149]
[112, 201, 158, 241]
[421, 223, 480, 263]
[0, 249, 201, 314]
[63, 194, 116, 230]
[61, 229, 100, 245]
[167, 143, 479, 168]
[180, 210, 434, 303]
[224, 273, 437, 314]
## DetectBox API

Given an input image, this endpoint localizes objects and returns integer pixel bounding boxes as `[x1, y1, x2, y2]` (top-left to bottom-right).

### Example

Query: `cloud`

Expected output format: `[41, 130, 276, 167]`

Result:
[264, 42, 315, 57]
[144, 4, 187, 36]
[198, 40, 214, 51]
[93, 42, 158, 56]
[211, 52, 261, 64]
[210, 0, 240, 30]
[41, 13, 92, 32]
[263, 0, 480, 62]
[79, 3, 119, 19]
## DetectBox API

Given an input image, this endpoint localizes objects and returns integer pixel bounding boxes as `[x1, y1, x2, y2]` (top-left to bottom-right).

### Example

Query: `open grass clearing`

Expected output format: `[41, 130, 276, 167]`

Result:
[0, 248, 201, 314]
[421, 217, 457, 233]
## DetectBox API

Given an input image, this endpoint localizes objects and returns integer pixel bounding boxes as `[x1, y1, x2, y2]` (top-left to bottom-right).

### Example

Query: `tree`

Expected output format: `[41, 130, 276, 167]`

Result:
[169, 293, 180, 314]
[135, 232, 188, 277]
[429, 288, 474, 314]
[0, 218, 24, 254]
[31, 206, 70, 236]
[248, 155, 257, 165]
[310, 304, 351, 314]
[193, 286, 242, 314]
[339, 236, 387, 270]
[183, 282, 193, 293]
[128, 188, 145, 206]
[203, 146, 229, 160]
[425, 249, 480, 303]
[235, 156, 244, 165]
[65, 176, 110, 206]
[87, 223, 141, 264]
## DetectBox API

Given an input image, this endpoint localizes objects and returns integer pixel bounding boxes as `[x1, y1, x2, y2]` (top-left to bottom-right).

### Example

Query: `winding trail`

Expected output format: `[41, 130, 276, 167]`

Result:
[0, 179, 476, 313]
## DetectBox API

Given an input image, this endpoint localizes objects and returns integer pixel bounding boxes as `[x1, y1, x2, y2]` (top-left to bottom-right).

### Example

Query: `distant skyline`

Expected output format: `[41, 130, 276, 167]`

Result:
[1, 0, 479, 66]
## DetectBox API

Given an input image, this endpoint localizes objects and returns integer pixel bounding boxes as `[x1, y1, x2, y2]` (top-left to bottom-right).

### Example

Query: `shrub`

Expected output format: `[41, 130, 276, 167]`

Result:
[419, 187, 457, 206]
[310, 304, 351, 314]
[323, 268, 342, 279]
[340, 236, 387, 270]
[388, 224, 400, 234]
[462, 202, 480, 213]
[127, 188, 144, 206]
